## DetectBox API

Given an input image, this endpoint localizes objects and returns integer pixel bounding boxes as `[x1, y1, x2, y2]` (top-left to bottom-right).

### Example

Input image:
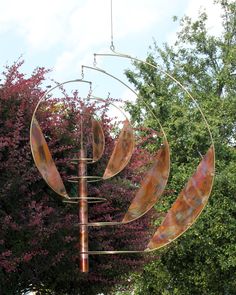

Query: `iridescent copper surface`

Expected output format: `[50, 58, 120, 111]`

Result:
[146, 145, 215, 251]
[92, 119, 105, 162]
[30, 117, 69, 198]
[122, 139, 170, 222]
[78, 149, 89, 272]
[103, 119, 134, 179]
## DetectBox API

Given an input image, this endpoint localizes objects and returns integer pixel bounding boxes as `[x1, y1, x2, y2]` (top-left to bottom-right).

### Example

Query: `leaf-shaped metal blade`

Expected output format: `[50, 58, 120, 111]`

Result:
[92, 119, 105, 162]
[122, 139, 170, 223]
[103, 119, 134, 179]
[30, 117, 69, 199]
[146, 145, 215, 251]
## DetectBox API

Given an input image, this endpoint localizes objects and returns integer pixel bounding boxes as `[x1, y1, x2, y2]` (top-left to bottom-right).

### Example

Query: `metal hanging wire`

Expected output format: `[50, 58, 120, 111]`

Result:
[110, 0, 115, 51]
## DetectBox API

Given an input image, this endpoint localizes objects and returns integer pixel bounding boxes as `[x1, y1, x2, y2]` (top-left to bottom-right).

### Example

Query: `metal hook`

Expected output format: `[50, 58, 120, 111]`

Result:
[87, 82, 92, 98]
[81, 66, 84, 80]
[110, 42, 115, 52]
[93, 54, 97, 67]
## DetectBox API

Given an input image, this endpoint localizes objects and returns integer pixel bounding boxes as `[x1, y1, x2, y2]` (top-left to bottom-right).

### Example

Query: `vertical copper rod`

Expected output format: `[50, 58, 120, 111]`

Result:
[78, 148, 89, 272]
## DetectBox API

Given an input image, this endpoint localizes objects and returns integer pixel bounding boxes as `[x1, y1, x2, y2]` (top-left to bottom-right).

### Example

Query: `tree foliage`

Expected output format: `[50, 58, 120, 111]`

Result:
[124, 0, 236, 294]
[0, 61, 155, 294]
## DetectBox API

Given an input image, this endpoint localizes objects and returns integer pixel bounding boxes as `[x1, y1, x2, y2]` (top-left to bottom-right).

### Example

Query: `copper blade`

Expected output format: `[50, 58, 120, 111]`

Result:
[122, 139, 170, 223]
[146, 145, 215, 251]
[103, 119, 134, 179]
[30, 117, 69, 198]
[92, 119, 105, 162]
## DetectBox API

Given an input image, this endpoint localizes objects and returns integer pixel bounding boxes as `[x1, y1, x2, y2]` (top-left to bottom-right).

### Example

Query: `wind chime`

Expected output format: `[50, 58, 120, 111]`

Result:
[29, 0, 215, 273]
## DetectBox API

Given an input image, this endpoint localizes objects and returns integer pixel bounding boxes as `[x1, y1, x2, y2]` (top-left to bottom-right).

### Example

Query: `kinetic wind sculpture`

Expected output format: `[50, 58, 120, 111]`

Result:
[29, 3, 215, 274]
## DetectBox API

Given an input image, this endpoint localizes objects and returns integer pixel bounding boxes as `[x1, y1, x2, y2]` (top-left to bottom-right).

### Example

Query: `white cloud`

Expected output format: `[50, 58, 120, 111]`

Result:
[5, 0, 222, 87]
[120, 87, 137, 103]
[0, 0, 77, 50]
[53, 0, 162, 79]
[167, 0, 224, 44]
[186, 0, 223, 36]
[0, 0, 160, 51]
[0, 0, 164, 78]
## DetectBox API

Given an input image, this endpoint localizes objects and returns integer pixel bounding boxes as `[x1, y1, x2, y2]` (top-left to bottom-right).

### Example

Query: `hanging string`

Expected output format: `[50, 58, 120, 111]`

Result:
[110, 0, 115, 51]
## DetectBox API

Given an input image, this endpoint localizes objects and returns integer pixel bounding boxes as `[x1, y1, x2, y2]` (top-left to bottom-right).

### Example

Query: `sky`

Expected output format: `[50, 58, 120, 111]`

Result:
[0, 0, 223, 100]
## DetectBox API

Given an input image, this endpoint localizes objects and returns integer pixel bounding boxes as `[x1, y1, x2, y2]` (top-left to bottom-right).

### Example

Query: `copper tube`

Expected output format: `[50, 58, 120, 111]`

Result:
[78, 148, 89, 272]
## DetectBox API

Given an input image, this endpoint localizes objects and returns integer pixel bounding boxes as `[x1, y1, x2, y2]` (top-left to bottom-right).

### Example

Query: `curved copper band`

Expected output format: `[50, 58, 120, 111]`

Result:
[67, 176, 102, 183]
[30, 117, 69, 199]
[92, 119, 105, 162]
[122, 139, 170, 223]
[146, 145, 215, 251]
[63, 196, 107, 204]
[77, 221, 121, 226]
[103, 119, 135, 179]
[71, 158, 94, 162]
[80, 250, 146, 255]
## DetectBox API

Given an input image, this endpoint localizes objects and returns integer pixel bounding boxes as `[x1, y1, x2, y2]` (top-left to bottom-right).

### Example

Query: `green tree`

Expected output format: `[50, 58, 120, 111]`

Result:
[123, 1, 236, 294]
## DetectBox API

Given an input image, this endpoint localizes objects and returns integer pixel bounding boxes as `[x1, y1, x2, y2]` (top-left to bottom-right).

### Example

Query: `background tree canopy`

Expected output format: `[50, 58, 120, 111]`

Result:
[122, 0, 236, 294]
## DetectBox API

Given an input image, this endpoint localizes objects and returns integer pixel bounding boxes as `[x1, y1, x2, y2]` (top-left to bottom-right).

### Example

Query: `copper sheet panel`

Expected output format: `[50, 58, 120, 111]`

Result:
[92, 119, 105, 162]
[30, 117, 69, 198]
[103, 119, 134, 179]
[147, 145, 215, 250]
[122, 140, 170, 223]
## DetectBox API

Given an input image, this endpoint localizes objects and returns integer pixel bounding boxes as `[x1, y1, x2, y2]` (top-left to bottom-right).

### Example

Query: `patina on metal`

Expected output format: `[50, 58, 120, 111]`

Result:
[146, 145, 215, 251]
[122, 139, 170, 223]
[92, 119, 105, 162]
[103, 119, 134, 179]
[30, 117, 69, 199]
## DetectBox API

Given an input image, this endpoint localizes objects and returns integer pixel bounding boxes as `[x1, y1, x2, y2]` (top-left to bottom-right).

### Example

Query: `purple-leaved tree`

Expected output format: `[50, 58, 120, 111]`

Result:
[0, 61, 158, 295]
